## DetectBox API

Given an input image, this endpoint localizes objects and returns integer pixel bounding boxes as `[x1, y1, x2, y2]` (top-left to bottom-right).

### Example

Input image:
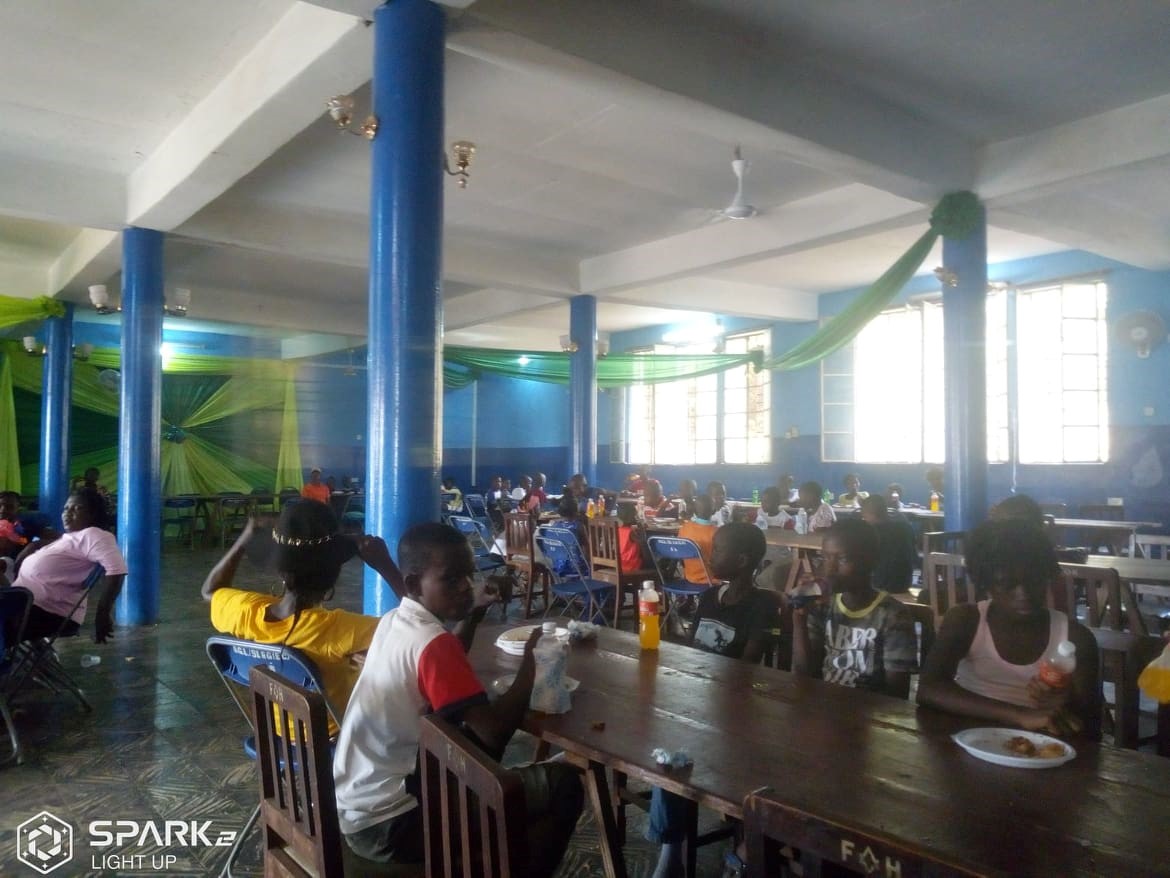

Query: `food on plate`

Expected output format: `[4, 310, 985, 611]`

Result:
[1005, 736, 1037, 757]
[1004, 736, 1066, 759]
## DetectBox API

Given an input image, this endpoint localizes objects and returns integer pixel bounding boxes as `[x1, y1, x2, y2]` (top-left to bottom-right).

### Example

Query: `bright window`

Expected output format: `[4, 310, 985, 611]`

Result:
[821, 282, 1107, 465]
[626, 329, 770, 465]
[1017, 282, 1109, 463]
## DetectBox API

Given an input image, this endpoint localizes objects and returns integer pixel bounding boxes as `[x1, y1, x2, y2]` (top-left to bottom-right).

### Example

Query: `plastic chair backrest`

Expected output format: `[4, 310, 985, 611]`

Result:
[205, 635, 341, 728]
[463, 493, 489, 521]
[503, 512, 536, 559]
[449, 515, 495, 556]
[535, 533, 588, 582]
[538, 526, 591, 576]
[646, 535, 714, 586]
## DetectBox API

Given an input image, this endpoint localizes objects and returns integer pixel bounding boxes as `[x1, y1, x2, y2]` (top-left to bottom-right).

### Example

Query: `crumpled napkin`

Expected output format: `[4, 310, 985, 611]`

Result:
[652, 748, 693, 769]
[567, 620, 600, 642]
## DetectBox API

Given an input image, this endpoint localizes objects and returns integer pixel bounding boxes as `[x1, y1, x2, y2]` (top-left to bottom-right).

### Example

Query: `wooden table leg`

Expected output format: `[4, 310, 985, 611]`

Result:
[584, 759, 628, 878]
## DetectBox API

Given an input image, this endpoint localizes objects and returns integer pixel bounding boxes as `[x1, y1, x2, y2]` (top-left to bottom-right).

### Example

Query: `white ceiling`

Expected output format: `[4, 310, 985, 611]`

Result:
[1, 0, 1168, 352]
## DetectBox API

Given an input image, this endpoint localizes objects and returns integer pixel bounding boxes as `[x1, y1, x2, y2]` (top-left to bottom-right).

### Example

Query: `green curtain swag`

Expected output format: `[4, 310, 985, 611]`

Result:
[763, 190, 983, 372]
[1, 355, 20, 493]
[0, 295, 65, 331]
[443, 347, 764, 388]
[4, 342, 299, 495]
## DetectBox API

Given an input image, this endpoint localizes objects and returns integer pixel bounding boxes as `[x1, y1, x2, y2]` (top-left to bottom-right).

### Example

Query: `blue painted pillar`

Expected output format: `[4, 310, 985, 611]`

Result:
[364, 0, 444, 614]
[117, 228, 164, 625]
[569, 295, 598, 485]
[39, 304, 74, 519]
[942, 206, 989, 531]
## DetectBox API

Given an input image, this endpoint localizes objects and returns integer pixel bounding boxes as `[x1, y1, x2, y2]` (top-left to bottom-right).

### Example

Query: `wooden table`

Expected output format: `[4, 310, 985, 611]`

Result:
[471, 624, 1170, 878]
[763, 529, 824, 590]
[1082, 554, 1170, 599]
[1049, 518, 1162, 556]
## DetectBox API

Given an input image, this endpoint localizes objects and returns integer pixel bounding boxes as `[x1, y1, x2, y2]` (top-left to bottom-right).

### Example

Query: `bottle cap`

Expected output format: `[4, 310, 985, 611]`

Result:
[542, 621, 557, 635]
[1056, 640, 1076, 657]
[643, 580, 656, 588]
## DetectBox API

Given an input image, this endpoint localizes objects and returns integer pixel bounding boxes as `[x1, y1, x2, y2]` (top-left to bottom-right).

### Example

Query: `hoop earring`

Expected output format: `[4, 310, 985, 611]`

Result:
[324, 587, 335, 603]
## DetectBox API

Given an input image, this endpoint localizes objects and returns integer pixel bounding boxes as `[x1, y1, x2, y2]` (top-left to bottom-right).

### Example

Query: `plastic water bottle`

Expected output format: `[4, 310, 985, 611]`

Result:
[80, 654, 101, 668]
[639, 581, 660, 650]
[795, 508, 808, 535]
[1038, 640, 1077, 688]
[751, 488, 760, 504]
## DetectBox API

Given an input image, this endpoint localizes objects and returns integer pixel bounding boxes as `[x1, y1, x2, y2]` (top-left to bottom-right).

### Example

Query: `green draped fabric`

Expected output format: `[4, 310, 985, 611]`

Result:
[443, 346, 762, 387]
[764, 190, 983, 371]
[275, 375, 304, 491]
[1, 355, 20, 493]
[3, 342, 300, 495]
[0, 295, 65, 330]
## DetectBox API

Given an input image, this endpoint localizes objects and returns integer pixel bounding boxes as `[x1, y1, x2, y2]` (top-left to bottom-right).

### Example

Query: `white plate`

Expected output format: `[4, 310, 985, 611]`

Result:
[952, 728, 1076, 769]
[491, 674, 579, 695]
[495, 624, 568, 643]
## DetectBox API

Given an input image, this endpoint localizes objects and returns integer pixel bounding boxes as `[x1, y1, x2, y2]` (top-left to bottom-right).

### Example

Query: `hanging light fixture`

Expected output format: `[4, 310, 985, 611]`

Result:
[325, 94, 378, 140]
[443, 141, 477, 188]
[22, 337, 93, 360]
[88, 284, 191, 317]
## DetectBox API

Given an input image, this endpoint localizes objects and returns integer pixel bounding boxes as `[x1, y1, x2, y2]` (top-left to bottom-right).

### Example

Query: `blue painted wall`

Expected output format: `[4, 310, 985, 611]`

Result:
[288, 249, 1170, 524]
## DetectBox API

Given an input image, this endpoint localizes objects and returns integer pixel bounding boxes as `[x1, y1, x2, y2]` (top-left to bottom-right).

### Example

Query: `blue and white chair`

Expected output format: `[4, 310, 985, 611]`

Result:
[646, 536, 716, 631]
[205, 636, 342, 878]
[449, 515, 507, 577]
[462, 493, 493, 534]
[536, 530, 616, 625]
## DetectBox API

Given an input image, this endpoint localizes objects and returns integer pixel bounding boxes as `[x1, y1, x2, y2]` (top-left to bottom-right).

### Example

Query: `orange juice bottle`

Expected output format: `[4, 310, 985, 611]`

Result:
[639, 581, 660, 650]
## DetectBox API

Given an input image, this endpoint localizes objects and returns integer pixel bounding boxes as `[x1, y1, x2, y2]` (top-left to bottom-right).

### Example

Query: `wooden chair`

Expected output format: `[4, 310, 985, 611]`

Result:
[418, 714, 527, 877]
[503, 512, 549, 618]
[586, 517, 657, 630]
[919, 552, 971, 627]
[1059, 563, 1148, 634]
[1089, 628, 1169, 755]
[1078, 504, 1127, 555]
[743, 786, 989, 878]
[247, 665, 343, 878]
[218, 493, 252, 547]
[1135, 534, 1170, 561]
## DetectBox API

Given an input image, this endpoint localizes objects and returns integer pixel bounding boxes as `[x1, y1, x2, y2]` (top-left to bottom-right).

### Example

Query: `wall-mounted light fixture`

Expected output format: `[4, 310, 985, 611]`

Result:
[559, 334, 611, 356]
[88, 284, 190, 318]
[559, 334, 579, 353]
[933, 266, 959, 287]
[326, 95, 378, 139]
[22, 336, 93, 360]
[443, 141, 477, 188]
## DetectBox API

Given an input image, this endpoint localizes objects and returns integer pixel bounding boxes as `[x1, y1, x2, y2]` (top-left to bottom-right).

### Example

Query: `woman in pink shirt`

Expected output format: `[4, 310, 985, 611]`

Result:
[9, 488, 128, 643]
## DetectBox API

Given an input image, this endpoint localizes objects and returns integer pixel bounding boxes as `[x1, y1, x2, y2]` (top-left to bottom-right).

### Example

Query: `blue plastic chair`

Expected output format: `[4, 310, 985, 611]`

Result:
[646, 536, 716, 630]
[6, 563, 105, 713]
[0, 586, 33, 765]
[205, 636, 341, 878]
[462, 493, 493, 532]
[449, 515, 507, 575]
[535, 531, 616, 625]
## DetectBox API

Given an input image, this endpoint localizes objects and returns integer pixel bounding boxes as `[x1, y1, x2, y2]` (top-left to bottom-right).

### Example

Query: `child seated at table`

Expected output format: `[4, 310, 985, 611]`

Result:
[798, 481, 837, 532]
[837, 472, 870, 506]
[792, 518, 918, 699]
[203, 500, 404, 734]
[859, 494, 916, 594]
[549, 494, 590, 574]
[333, 522, 584, 873]
[671, 479, 698, 519]
[643, 479, 677, 518]
[648, 523, 780, 877]
[677, 495, 719, 584]
[916, 520, 1101, 738]
[616, 504, 649, 571]
[707, 481, 733, 526]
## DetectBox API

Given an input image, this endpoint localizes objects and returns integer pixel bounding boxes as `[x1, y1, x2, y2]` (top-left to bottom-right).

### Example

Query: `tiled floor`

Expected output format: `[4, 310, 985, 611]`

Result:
[1, 544, 727, 877]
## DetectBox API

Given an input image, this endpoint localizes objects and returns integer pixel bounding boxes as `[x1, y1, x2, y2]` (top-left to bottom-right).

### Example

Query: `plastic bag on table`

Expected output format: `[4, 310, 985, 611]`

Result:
[530, 637, 572, 714]
[1138, 641, 1170, 703]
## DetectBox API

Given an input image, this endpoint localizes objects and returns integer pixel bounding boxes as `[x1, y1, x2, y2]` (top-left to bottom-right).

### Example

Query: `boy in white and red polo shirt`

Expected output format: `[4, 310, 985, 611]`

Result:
[333, 522, 582, 874]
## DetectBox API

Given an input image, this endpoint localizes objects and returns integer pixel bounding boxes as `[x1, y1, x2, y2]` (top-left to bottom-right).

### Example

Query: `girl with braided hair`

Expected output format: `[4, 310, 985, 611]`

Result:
[202, 499, 404, 733]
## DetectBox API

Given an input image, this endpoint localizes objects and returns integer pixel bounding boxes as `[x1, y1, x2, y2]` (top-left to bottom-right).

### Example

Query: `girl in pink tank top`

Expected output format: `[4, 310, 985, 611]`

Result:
[917, 520, 1100, 739]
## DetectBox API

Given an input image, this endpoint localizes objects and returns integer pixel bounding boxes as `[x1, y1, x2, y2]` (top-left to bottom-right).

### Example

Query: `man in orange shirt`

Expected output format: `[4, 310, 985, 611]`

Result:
[677, 495, 718, 584]
[302, 467, 331, 504]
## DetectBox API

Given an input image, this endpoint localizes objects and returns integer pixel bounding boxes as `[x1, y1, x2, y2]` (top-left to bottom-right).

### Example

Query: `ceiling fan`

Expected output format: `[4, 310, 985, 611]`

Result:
[715, 145, 759, 221]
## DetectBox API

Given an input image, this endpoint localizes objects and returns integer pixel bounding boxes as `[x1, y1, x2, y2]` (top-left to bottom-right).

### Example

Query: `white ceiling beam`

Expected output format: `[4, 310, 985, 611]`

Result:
[281, 333, 365, 359]
[177, 199, 579, 298]
[178, 281, 369, 336]
[127, 2, 372, 231]
[580, 184, 924, 294]
[301, 0, 478, 16]
[992, 202, 1170, 272]
[0, 155, 123, 230]
[46, 229, 121, 296]
[442, 287, 563, 331]
[606, 278, 818, 323]
[0, 260, 47, 297]
[451, 5, 974, 200]
[978, 94, 1170, 203]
